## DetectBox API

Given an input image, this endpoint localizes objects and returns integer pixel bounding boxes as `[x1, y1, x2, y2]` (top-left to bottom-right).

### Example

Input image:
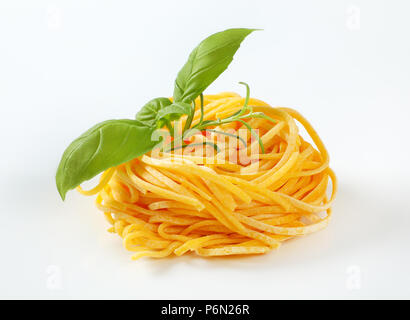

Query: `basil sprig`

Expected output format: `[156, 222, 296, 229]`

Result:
[173, 28, 257, 103]
[135, 97, 172, 126]
[56, 28, 262, 200]
[56, 120, 158, 200]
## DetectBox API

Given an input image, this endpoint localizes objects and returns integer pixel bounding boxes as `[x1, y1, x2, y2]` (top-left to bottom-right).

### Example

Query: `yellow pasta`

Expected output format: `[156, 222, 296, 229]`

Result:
[78, 93, 337, 259]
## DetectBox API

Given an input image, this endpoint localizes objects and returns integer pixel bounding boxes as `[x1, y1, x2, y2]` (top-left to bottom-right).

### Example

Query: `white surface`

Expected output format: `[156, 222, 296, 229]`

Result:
[1, 0, 409, 299]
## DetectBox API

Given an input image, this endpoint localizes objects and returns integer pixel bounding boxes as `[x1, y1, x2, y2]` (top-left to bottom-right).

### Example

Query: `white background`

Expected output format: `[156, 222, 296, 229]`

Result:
[1, 0, 409, 299]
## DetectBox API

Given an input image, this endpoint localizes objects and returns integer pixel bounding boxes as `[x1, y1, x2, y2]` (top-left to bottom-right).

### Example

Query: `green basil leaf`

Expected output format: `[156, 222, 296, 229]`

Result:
[56, 119, 158, 200]
[173, 28, 257, 103]
[135, 97, 172, 126]
[156, 101, 192, 123]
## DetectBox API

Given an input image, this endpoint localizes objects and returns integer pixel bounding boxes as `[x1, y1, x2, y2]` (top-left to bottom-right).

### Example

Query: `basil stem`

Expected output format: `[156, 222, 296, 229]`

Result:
[203, 129, 247, 147]
[238, 119, 265, 153]
[183, 101, 195, 133]
[166, 141, 220, 153]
